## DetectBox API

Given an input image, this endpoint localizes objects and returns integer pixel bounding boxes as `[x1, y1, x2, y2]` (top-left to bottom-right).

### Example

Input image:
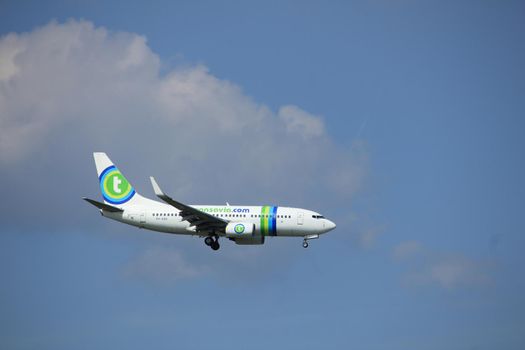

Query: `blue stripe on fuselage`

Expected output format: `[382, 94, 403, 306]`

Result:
[269, 206, 278, 236]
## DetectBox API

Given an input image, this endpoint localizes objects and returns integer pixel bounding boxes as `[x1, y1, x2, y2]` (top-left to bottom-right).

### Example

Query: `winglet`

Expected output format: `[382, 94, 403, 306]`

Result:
[150, 176, 166, 198]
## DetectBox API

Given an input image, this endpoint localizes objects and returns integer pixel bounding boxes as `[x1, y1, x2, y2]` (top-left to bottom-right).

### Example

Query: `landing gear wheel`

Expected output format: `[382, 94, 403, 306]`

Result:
[211, 242, 220, 251]
[204, 236, 214, 246]
[303, 241, 309, 248]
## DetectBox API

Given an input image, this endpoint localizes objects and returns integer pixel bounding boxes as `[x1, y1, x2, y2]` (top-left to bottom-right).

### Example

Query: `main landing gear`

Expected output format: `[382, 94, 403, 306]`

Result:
[204, 235, 220, 251]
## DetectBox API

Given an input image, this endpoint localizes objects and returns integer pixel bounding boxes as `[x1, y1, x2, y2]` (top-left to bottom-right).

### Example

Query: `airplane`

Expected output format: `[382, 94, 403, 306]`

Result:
[83, 152, 336, 250]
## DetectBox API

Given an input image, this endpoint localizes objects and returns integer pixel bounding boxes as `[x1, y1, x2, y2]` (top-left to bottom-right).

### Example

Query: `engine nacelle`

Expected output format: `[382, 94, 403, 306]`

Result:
[225, 222, 255, 237]
[233, 235, 265, 245]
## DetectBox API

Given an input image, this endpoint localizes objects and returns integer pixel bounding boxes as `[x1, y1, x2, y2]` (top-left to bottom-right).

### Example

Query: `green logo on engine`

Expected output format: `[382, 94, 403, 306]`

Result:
[234, 224, 245, 234]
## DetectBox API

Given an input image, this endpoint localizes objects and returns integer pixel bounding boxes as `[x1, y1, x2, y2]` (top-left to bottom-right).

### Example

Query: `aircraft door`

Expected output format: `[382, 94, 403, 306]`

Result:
[128, 211, 146, 227]
[297, 211, 304, 225]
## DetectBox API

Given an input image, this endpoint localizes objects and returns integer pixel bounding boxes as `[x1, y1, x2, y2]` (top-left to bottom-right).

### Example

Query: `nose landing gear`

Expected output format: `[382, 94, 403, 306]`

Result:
[302, 234, 319, 248]
[204, 235, 220, 251]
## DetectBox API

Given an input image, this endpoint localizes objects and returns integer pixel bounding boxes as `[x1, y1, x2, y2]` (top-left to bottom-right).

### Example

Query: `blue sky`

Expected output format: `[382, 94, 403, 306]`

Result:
[1, 1, 524, 349]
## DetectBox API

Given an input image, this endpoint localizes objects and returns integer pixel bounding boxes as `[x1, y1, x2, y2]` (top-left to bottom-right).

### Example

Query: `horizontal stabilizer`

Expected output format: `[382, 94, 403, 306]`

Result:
[83, 197, 124, 212]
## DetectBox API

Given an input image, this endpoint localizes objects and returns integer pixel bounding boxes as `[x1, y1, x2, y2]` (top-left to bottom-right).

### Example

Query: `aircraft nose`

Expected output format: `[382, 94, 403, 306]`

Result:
[326, 220, 336, 231]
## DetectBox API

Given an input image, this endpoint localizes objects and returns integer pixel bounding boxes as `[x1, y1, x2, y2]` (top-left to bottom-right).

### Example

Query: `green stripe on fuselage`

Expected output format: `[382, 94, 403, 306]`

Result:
[260, 206, 270, 236]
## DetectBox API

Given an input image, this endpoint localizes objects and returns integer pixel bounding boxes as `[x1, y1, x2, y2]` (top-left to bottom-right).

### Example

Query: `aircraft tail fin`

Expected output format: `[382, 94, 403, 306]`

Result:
[93, 152, 147, 207]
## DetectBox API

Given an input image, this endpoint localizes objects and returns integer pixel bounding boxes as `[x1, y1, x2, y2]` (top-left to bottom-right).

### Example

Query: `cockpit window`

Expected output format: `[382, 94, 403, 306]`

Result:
[312, 215, 325, 219]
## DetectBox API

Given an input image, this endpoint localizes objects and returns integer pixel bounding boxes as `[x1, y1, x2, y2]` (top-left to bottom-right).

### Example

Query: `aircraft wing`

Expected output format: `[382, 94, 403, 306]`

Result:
[150, 177, 227, 234]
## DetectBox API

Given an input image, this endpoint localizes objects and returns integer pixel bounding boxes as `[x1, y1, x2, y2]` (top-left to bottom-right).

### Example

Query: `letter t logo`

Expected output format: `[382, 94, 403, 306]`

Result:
[113, 175, 122, 193]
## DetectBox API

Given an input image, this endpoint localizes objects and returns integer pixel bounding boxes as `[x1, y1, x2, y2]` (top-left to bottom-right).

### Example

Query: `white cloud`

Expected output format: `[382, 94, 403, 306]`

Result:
[0, 20, 367, 280]
[0, 20, 160, 163]
[392, 240, 422, 260]
[278, 105, 325, 139]
[358, 225, 384, 248]
[429, 258, 481, 289]
[123, 246, 208, 283]
[393, 241, 492, 290]
[0, 19, 366, 213]
[122, 238, 298, 286]
[0, 33, 21, 81]
[410, 255, 492, 290]
[0, 20, 331, 166]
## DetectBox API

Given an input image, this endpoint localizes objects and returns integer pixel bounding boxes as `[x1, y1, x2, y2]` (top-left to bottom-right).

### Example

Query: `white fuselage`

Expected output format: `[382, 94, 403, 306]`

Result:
[102, 199, 336, 238]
